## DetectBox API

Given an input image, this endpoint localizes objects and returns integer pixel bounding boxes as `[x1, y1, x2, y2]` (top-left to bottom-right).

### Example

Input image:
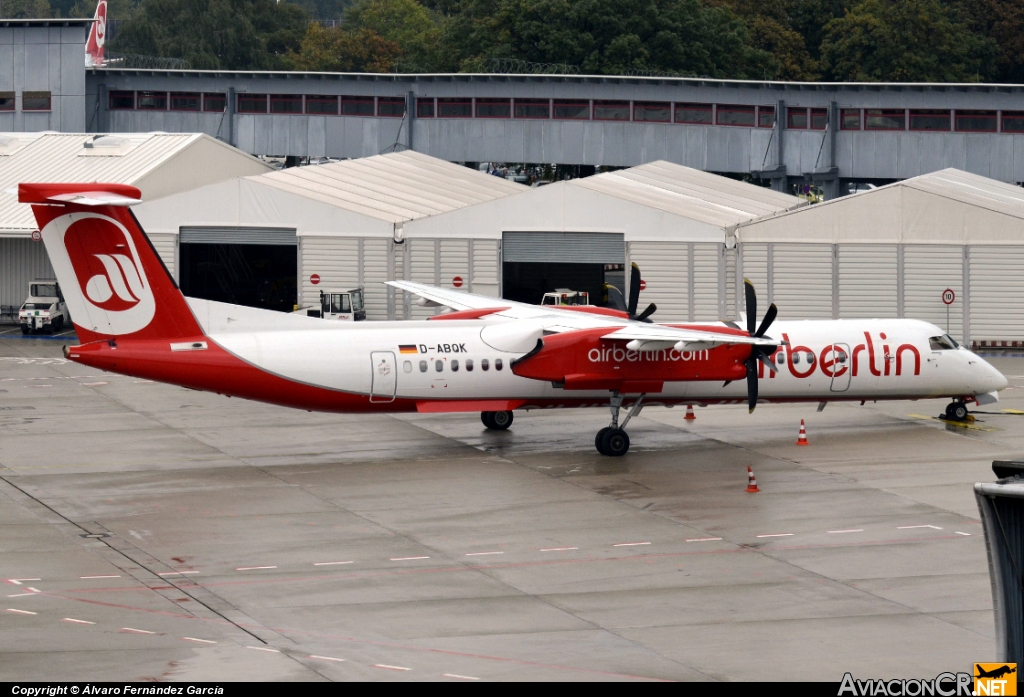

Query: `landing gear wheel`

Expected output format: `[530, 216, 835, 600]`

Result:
[481, 411, 513, 430]
[600, 428, 630, 457]
[595, 427, 611, 454]
[20, 325, 29, 335]
[946, 401, 969, 421]
[54, 317, 63, 332]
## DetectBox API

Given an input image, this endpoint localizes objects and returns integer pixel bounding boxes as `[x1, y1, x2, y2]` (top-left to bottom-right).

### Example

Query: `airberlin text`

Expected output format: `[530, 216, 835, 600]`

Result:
[838, 672, 972, 696]
[588, 347, 710, 363]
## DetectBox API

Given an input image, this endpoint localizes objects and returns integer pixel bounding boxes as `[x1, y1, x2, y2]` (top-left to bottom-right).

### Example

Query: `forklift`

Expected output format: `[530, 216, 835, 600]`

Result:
[306, 289, 366, 321]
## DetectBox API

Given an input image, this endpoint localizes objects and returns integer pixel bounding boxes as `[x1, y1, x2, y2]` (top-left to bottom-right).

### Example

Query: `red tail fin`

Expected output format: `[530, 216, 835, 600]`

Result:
[20, 183, 204, 344]
[85, 0, 107, 67]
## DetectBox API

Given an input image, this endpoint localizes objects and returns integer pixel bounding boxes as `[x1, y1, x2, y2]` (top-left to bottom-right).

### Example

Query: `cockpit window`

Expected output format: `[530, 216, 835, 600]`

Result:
[929, 335, 958, 351]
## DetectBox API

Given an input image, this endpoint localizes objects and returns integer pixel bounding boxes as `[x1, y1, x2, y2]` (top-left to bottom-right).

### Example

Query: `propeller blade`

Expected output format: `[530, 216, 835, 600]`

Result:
[754, 303, 778, 338]
[635, 303, 657, 323]
[722, 380, 732, 388]
[744, 278, 757, 336]
[746, 361, 759, 413]
[757, 351, 778, 373]
[628, 263, 641, 317]
[607, 284, 627, 312]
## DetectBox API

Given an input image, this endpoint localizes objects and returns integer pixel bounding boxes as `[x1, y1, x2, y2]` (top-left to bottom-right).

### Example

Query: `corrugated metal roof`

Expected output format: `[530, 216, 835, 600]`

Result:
[572, 161, 804, 228]
[0, 132, 207, 233]
[253, 150, 525, 223]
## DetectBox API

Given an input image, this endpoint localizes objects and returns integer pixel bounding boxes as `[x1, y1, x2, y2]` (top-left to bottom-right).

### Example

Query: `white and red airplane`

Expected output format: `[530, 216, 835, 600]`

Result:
[20, 183, 1008, 456]
[84, 0, 107, 68]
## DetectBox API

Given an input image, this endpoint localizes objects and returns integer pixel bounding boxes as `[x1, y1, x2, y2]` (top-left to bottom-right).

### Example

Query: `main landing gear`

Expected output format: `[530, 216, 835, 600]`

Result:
[481, 410, 514, 430]
[595, 392, 645, 457]
[944, 400, 970, 422]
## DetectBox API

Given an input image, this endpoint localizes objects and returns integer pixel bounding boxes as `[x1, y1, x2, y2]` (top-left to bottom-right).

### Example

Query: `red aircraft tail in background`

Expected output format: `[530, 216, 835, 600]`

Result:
[85, 0, 107, 67]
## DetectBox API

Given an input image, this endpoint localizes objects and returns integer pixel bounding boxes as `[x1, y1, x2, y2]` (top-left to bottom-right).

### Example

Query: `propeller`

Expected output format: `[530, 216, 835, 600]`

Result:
[626, 263, 656, 323]
[743, 278, 781, 414]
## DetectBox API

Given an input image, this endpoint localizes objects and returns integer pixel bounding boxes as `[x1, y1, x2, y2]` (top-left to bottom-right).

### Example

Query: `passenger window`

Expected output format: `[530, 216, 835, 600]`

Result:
[481, 359, 490, 371]
[466, 359, 474, 372]
[806, 352, 815, 365]
[836, 351, 848, 364]
[793, 353, 801, 364]
[776, 352, 785, 364]
[452, 360, 459, 372]
[435, 360, 444, 372]
[419, 360, 428, 373]
[495, 358, 503, 371]
[403, 361, 412, 373]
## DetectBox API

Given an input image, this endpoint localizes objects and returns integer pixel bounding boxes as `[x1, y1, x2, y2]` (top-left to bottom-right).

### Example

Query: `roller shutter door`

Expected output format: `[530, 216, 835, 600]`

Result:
[409, 238, 438, 320]
[693, 244, 721, 321]
[300, 237, 359, 308]
[148, 233, 177, 282]
[179, 226, 297, 246]
[773, 244, 833, 319]
[440, 239, 470, 290]
[838, 245, 897, 319]
[502, 232, 624, 264]
[363, 239, 390, 321]
[904, 245, 963, 341]
[628, 242, 689, 321]
[740, 243, 769, 310]
[472, 239, 500, 298]
[970, 246, 1024, 342]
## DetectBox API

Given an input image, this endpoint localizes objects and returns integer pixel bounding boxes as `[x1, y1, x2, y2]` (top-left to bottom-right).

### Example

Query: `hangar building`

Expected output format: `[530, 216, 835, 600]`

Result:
[736, 168, 1024, 347]
[0, 131, 272, 315]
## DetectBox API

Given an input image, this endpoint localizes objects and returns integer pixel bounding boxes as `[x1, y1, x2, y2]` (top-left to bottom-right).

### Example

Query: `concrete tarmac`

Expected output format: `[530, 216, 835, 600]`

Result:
[1, 337, 1022, 681]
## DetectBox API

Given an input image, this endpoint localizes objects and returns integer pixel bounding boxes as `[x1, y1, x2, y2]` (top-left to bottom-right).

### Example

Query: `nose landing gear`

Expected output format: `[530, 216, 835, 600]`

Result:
[595, 392, 645, 456]
[944, 400, 970, 422]
[481, 410, 514, 430]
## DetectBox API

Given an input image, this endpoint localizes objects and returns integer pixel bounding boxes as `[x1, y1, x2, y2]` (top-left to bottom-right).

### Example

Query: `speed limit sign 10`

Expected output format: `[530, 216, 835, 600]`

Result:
[942, 288, 955, 305]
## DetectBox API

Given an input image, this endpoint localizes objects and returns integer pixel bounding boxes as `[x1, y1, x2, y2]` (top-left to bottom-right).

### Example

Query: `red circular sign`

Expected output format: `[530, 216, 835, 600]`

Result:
[31, 231, 41, 242]
[452, 276, 464, 288]
[639, 279, 646, 291]
[310, 274, 320, 285]
[942, 288, 955, 305]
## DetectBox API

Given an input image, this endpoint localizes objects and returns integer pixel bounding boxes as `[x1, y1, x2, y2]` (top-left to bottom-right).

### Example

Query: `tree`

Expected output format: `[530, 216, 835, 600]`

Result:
[955, 0, 1024, 83]
[285, 23, 401, 71]
[820, 0, 996, 82]
[0, 0, 51, 18]
[723, 0, 820, 80]
[344, 0, 446, 71]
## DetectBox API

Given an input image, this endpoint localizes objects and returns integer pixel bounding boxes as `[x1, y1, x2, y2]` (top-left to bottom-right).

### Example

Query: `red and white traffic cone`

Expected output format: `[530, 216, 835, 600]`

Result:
[684, 404, 696, 421]
[746, 466, 760, 493]
[796, 419, 809, 446]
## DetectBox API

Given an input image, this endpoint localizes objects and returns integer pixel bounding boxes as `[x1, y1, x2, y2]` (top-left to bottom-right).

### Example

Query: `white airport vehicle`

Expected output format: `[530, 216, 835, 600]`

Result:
[541, 289, 589, 306]
[20, 182, 1008, 456]
[313, 289, 366, 321]
[18, 279, 68, 334]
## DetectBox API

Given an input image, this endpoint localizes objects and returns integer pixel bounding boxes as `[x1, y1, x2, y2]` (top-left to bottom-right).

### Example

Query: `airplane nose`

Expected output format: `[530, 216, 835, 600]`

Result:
[976, 355, 1009, 392]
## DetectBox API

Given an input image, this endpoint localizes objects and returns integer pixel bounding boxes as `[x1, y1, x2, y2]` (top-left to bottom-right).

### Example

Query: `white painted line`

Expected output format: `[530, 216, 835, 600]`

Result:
[443, 674, 480, 681]
[756, 533, 794, 538]
[26, 588, 40, 593]
[308, 655, 345, 662]
[956, 531, 972, 536]
[313, 561, 353, 566]
[133, 380, 154, 384]
[182, 637, 216, 644]
[158, 571, 199, 576]
[30, 385, 52, 388]
[6, 580, 21, 585]
[235, 566, 277, 571]
[10, 579, 40, 582]
[374, 664, 411, 671]
[246, 646, 280, 653]
[540, 547, 578, 552]
[62, 618, 95, 625]
[121, 628, 155, 634]
[898, 525, 943, 530]
[389, 556, 429, 561]
[613, 542, 651, 547]
[6, 608, 37, 615]
[80, 575, 121, 579]
[81, 382, 107, 386]
[686, 537, 723, 542]
[827, 529, 864, 534]
[465, 551, 504, 556]
[7, 592, 38, 598]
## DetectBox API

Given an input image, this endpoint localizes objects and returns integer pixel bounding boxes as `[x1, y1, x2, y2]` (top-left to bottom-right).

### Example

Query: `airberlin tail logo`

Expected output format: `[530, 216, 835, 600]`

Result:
[42, 212, 156, 336]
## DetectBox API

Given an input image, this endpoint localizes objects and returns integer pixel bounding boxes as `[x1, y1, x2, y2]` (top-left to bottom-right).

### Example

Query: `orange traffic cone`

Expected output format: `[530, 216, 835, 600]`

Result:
[746, 466, 760, 493]
[684, 404, 696, 421]
[796, 419, 809, 446]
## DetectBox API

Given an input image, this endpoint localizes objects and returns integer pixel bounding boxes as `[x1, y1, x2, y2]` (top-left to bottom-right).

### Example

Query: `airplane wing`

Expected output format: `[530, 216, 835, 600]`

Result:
[602, 324, 782, 350]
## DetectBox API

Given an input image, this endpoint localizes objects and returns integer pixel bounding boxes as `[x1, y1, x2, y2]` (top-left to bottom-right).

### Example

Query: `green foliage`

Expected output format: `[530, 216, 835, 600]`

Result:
[344, 0, 446, 71]
[285, 23, 401, 71]
[0, 0, 52, 18]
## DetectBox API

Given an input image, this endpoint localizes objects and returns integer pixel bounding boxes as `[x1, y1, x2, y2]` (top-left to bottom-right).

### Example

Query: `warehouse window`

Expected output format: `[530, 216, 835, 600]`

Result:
[0, 92, 13, 111]
[553, 99, 590, 119]
[955, 110, 996, 132]
[865, 109, 904, 130]
[108, 90, 135, 110]
[438, 98, 472, 118]
[306, 95, 338, 115]
[840, 109, 861, 130]
[1001, 111, 1024, 133]
[416, 98, 435, 118]
[675, 102, 712, 124]
[341, 96, 374, 116]
[909, 109, 950, 131]
[170, 92, 200, 111]
[270, 94, 303, 114]
[811, 108, 828, 130]
[476, 98, 511, 118]
[378, 97, 405, 117]
[22, 91, 51, 111]
[594, 100, 629, 121]
[787, 107, 808, 129]
[717, 105, 755, 127]
[634, 101, 670, 122]
[758, 106, 775, 128]
[237, 94, 268, 113]
[514, 98, 549, 119]
[203, 93, 226, 112]
[137, 91, 167, 110]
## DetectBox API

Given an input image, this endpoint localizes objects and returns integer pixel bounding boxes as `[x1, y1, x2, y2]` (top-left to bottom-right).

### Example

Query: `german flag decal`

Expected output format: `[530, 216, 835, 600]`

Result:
[399, 344, 419, 354]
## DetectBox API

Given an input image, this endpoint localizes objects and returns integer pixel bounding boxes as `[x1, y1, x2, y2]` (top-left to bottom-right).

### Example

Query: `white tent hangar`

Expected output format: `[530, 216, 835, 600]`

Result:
[0, 131, 272, 315]
[736, 168, 1024, 346]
